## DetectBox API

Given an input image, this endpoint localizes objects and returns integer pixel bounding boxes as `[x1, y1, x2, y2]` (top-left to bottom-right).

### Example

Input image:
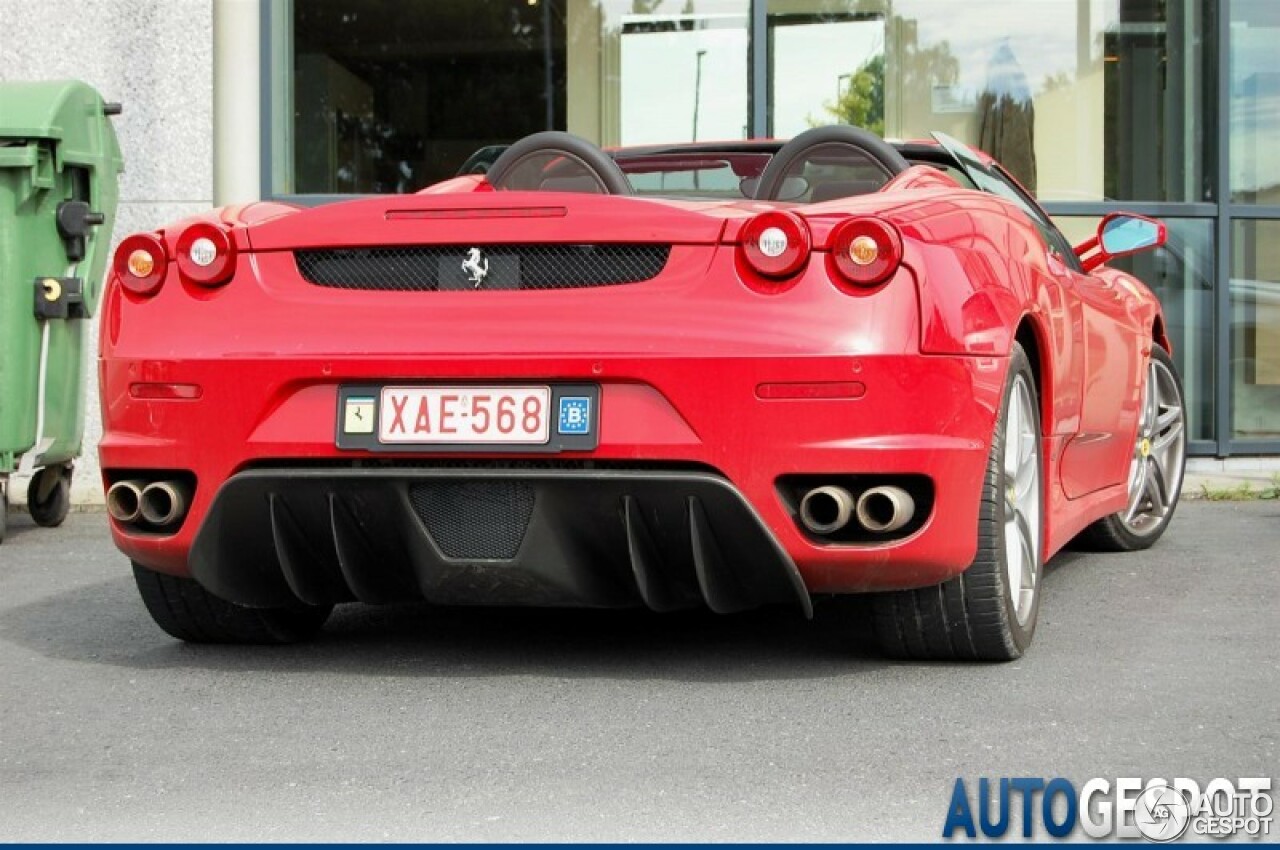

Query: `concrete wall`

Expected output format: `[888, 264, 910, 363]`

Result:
[0, 0, 214, 504]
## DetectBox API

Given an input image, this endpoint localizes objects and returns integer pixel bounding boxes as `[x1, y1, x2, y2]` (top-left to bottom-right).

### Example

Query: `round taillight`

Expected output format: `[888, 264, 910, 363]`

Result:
[739, 211, 811, 287]
[112, 233, 168, 297]
[175, 222, 236, 286]
[829, 216, 902, 290]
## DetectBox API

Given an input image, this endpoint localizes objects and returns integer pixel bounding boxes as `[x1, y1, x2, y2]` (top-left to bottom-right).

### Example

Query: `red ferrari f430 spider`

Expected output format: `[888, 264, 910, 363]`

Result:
[100, 127, 1186, 660]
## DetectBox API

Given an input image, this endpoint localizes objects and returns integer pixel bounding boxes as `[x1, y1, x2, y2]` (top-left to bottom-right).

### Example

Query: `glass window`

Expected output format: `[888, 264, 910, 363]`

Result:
[1231, 221, 1280, 440]
[269, 0, 1215, 203]
[1054, 216, 1216, 443]
[267, 0, 749, 194]
[773, 0, 1215, 203]
[767, 4, 887, 138]
[1230, 1, 1280, 204]
[284, 0, 569, 194]
[615, 2, 750, 145]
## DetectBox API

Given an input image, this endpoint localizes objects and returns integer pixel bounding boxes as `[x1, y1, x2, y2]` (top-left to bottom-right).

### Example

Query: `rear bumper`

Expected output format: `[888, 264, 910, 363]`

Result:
[100, 351, 1006, 596]
[190, 467, 812, 616]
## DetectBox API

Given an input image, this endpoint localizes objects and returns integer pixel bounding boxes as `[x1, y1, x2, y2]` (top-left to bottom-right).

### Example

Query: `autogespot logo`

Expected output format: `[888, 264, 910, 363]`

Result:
[1134, 783, 1193, 842]
[942, 777, 1273, 841]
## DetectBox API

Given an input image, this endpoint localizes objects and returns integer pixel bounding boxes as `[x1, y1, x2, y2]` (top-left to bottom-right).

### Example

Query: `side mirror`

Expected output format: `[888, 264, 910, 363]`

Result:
[1074, 213, 1167, 272]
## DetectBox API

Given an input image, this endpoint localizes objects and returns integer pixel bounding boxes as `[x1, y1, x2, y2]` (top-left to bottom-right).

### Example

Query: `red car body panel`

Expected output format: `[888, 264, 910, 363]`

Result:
[98, 141, 1167, 606]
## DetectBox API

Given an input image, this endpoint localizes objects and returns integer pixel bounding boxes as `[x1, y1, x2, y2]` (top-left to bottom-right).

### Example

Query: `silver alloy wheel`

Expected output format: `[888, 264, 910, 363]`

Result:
[1003, 374, 1041, 627]
[1122, 357, 1186, 536]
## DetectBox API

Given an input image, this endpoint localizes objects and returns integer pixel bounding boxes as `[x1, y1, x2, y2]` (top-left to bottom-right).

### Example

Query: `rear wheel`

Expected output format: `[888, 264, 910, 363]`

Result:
[1074, 345, 1186, 551]
[872, 343, 1043, 661]
[132, 562, 331, 644]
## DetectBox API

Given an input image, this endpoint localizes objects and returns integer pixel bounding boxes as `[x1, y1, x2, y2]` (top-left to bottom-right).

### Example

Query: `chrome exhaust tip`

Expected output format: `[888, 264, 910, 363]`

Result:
[140, 481, 191, 528]
[798, 485, 856, 535]
[106, 480, 145, 524]
[855, 485, 916, 534]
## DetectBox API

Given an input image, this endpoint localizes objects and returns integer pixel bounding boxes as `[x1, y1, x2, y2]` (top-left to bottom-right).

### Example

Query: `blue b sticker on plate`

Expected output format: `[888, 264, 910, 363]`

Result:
[558, 396, 591, 435]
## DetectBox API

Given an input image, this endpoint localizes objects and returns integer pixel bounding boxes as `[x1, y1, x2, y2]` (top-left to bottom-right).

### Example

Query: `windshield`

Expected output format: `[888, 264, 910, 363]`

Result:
[930, 131, 1080, 270]
[930, 132, 1054, 230]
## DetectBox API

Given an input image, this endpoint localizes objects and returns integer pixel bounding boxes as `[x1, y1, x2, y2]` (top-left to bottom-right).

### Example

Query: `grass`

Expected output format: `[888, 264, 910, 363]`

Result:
[1196, 473, 1280, 501]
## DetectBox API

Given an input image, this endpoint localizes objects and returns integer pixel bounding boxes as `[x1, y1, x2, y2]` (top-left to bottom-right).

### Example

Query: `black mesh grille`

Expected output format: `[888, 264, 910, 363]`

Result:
[295, 244, 670, 291]
[409, 481, 536, 560]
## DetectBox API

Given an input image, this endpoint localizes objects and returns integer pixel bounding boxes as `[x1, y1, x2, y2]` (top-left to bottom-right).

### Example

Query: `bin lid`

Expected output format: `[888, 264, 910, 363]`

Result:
[0, 80, 123, 171]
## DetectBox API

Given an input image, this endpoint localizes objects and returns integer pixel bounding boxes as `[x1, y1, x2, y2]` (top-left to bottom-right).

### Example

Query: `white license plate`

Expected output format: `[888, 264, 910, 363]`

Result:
[378, 386, 551, 445]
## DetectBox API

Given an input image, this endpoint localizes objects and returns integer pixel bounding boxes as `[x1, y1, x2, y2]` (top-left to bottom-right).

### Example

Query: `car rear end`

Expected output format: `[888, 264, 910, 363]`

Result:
[100, 188, 1002, 616]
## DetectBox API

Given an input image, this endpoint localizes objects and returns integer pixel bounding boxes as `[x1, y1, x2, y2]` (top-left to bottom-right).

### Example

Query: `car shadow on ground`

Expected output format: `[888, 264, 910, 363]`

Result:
[0, 548, 1087, 683]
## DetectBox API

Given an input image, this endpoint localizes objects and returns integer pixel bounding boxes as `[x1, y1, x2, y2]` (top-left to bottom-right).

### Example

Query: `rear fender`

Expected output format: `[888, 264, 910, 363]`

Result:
[886, 195, 1044, 357]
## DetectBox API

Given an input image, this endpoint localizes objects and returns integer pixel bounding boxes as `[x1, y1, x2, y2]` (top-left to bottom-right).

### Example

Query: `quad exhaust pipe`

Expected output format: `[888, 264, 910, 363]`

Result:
[106, 480, 145, 524]
[855, 485, 915, 534]
[798, 485, 856, 535]
[140, 481, 191, 528]
[109, 479, 191, 528]
[798, 483, 916, 535]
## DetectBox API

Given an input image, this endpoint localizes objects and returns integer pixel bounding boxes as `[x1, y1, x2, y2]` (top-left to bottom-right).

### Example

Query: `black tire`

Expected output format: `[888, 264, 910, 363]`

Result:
[132, 562, 331, 644]
[872, 343, 1043, 661]
[1073, 346, 1186, 552]
[0, 478, 8, 544]
[27, 465, 71, 528]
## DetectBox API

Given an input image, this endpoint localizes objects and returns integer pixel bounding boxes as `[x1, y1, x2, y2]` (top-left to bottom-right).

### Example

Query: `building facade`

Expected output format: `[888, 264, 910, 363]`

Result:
[2, 0, 1278, 501]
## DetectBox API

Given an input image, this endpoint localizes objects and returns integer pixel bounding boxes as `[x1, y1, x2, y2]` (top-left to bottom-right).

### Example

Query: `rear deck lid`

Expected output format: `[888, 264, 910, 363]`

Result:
[244, 190, 728, 252]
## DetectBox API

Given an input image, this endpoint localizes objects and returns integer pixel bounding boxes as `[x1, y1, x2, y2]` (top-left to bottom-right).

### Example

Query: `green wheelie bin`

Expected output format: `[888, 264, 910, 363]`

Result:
[0, 81, 123, 543]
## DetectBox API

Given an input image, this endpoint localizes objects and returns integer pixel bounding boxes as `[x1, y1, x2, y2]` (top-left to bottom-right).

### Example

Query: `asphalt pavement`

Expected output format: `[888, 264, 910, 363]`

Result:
[0, 502, 1276, 841]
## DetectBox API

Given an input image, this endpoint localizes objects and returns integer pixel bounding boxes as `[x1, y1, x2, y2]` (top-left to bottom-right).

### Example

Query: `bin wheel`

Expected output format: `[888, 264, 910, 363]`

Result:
[0, 478, 8, 544]
[28, 465, 71, 528]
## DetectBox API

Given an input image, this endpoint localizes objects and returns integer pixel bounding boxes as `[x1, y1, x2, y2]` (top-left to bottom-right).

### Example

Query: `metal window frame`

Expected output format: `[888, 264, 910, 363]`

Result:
[1041, 202, 1218, 218]
[1219, 0, 1280, 456]
[749, 1, 767, 138]
[256, 0, 1280, 458]
[1216, 0, 1232, 457]
[259, 0, 271, 199]
[1228, 205, 1280, 219]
